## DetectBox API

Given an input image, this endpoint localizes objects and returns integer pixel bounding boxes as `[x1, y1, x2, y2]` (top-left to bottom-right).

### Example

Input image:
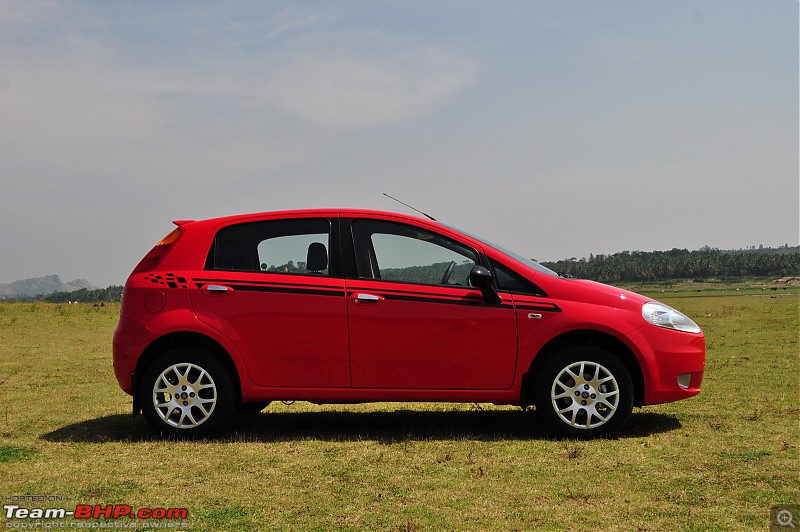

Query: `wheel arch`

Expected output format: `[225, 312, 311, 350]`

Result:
[133, 331, 242, 414]
[525, 329, 645, 407]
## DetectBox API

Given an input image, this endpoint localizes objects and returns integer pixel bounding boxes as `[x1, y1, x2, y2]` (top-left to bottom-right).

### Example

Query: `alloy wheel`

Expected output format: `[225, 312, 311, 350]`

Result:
[152, 362, 218, 429]
[550, 360, 620, 430]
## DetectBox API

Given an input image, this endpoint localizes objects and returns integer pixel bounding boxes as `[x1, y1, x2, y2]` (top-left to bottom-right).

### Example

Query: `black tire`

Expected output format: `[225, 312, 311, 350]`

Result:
[139, 348, 235, 437]
[533, 346, 634, 438]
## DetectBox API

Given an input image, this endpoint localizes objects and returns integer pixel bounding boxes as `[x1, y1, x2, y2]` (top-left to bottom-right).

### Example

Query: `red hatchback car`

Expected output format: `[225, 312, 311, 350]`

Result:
[113, 209, 705, 438]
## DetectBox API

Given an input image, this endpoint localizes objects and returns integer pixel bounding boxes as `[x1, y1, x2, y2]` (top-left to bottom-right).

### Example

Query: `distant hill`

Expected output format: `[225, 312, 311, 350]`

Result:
[0, 275, 97, 297]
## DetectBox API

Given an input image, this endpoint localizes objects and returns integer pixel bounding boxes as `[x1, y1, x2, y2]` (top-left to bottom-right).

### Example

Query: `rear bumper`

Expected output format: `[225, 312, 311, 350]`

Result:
[112, 316, 151, 395]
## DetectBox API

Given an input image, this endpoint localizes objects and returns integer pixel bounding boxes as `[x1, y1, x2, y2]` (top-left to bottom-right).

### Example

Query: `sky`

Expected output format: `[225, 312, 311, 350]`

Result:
[1, 1, 797, 288]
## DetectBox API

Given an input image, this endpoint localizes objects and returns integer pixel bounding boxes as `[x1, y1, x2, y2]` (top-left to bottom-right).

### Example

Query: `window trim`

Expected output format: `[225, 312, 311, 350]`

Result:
[349, 218, 482, 289]
[204, 217, 341, 278]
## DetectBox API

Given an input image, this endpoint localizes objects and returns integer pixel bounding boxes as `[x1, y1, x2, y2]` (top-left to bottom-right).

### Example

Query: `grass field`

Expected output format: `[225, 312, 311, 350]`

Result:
[0, 291, 797, 530]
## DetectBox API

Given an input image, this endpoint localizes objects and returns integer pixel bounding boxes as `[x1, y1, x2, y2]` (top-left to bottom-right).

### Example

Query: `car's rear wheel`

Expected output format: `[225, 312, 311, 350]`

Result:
[534, 346, 634, 438]
[139, 348, 235, 437]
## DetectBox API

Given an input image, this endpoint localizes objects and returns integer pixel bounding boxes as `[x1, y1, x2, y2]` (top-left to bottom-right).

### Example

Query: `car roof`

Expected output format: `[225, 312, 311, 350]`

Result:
[177, 208, 437, 228]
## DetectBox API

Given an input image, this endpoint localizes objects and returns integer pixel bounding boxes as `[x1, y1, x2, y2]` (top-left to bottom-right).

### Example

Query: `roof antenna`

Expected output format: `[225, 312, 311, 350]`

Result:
[383, 193, 436, 221]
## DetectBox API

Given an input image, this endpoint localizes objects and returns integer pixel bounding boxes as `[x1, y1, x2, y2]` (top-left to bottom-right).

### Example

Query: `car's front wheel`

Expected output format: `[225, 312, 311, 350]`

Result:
[139, 348, 235, 437]
[534, 346, 634, 438]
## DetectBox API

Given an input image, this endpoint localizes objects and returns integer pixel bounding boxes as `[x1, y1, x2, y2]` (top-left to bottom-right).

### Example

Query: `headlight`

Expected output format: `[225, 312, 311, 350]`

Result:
[642, 302, 701, 334]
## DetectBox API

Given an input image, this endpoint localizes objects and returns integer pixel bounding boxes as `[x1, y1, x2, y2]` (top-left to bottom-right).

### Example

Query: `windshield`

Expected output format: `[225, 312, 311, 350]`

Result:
[441, 223, 558, 277]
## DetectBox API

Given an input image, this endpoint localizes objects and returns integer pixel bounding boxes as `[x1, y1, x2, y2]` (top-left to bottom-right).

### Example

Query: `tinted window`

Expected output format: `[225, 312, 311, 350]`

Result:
[206, 219, 331, 276]
[352, 220, 478, 286]
[491, 259, 546, 296]
[441, 222, 558, 277]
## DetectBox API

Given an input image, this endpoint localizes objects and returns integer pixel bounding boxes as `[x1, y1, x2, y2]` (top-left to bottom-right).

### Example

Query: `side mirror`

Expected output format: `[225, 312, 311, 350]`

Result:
[469, 265, 502, 305]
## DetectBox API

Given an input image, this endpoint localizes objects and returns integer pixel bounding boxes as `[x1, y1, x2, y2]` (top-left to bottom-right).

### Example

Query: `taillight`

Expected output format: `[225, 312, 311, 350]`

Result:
[131, 227, 184, 275]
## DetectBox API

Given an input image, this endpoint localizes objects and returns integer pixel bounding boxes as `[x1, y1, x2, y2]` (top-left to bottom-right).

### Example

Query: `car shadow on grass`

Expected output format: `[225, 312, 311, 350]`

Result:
[40, 409, 681, 443]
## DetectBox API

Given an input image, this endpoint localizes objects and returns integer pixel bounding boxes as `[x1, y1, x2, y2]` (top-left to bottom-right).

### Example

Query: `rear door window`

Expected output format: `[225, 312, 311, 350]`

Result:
[206, 218, 331, 276]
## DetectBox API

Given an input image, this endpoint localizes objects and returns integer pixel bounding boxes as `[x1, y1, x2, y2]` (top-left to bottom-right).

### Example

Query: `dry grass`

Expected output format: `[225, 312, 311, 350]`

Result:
[0, 293, 797, 530]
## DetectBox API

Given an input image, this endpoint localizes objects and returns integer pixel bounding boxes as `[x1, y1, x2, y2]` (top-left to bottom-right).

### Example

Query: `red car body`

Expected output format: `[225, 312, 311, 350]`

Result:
[113, 209, 705, 437]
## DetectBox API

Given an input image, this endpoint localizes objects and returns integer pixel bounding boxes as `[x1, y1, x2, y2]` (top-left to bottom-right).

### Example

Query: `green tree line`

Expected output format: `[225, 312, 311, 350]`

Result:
[540, 247, 799, 283]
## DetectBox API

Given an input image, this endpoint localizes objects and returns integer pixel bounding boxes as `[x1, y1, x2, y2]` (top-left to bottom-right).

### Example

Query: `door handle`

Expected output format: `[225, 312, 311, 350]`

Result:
[202, 284, 232, 296]
[351, 293, 384, 303]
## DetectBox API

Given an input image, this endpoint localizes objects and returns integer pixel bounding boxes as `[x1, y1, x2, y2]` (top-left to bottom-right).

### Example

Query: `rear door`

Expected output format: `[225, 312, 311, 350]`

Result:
[345, 218, 518, 390]
[190, 216, 350, 387]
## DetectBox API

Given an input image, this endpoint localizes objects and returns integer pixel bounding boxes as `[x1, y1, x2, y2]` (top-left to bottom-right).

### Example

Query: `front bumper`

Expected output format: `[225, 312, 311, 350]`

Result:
[627, 325, 706, 405]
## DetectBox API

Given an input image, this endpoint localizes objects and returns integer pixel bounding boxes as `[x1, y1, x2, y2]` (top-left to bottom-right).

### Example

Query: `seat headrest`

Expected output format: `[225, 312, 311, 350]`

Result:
[306, 242, 328, 272]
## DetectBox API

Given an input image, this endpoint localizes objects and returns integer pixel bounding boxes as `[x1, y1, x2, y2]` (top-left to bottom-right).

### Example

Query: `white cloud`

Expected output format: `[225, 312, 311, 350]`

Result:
[0, 10, 478, 186]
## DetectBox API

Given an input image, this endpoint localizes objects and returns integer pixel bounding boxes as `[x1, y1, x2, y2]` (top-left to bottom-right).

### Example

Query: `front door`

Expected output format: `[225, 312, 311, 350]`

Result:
[346, 219, 517, 390]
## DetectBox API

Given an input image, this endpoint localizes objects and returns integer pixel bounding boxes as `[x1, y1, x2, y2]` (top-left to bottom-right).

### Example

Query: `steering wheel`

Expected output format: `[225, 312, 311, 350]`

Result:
[441, 261, 456, 285]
